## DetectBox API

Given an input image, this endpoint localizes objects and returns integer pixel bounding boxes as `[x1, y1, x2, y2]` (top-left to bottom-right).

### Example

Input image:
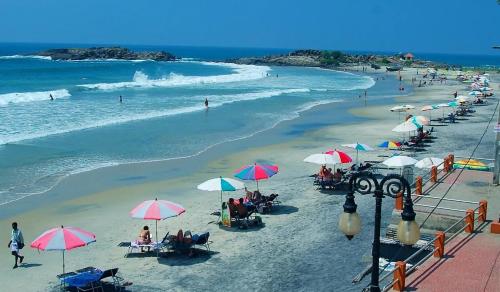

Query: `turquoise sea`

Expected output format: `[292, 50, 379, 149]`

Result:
[0, 44, 380, 205]
[1, 44, 495, 205]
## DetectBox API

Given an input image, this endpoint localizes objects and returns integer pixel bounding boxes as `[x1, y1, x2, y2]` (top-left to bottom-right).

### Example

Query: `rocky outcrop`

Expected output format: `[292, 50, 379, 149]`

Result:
[35, 47, 177, 61]
[227, 50, 449, 69]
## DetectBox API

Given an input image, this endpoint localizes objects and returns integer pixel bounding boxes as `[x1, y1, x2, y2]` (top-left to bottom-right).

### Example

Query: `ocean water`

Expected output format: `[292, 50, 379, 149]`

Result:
[0, 45, 380, 205]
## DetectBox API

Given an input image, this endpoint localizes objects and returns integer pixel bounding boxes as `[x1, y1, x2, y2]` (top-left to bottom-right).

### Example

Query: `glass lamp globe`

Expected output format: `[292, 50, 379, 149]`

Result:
[397, 219, 420, 245]
[338, 211, 361, 240]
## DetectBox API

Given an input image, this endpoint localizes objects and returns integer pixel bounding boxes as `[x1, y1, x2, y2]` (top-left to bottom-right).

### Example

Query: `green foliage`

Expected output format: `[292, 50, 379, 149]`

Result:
[381, 58, 390, 64]
[319, 50, 344, 66]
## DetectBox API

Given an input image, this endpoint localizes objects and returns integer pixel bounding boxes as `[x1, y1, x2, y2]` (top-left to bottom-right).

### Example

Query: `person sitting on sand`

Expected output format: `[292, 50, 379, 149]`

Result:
[318, 165, 327, 178]
[228, 198, 238, 218]
[236, 198, 249, 218]
[324, 167, 332, 179]
[333, 169, 342, 182]
[244, 187, 254, 201]
[253, 190, 262, 203]
[137, 226, 151, 252]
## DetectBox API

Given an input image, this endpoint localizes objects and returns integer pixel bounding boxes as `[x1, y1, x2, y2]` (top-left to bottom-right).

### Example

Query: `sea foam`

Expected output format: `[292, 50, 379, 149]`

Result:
[0, 89, 71, 106]
[0, 88, 307, 145]
[0, 55, 52, 60]
[78, 62, 271, 91]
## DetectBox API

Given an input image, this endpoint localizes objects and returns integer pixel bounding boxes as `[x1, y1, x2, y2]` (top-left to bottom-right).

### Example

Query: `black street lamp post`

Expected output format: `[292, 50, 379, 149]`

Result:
[338, 172, 420, 292]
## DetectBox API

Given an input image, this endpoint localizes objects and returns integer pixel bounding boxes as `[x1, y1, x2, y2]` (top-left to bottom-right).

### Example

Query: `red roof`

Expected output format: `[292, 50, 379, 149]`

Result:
[405, 53, 414, 58]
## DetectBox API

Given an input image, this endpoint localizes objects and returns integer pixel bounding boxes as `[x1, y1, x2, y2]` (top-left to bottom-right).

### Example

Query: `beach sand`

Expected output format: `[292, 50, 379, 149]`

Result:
[0, 68, 497, 291]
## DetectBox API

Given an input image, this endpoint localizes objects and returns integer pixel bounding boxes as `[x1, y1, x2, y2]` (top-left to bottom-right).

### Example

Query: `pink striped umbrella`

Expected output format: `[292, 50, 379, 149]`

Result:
[31, 226, 96, 273]
[234, 162, 279, 190]
[325, 149, 353, 164]
[130, 198, 185, 243]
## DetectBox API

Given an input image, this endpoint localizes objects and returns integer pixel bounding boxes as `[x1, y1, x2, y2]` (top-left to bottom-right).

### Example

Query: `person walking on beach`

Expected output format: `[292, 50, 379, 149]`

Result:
[204, 98, 209, 108]
[8, 222, 25, 269]
[119, 95, 123, 103]
[49, 94, 54, 101]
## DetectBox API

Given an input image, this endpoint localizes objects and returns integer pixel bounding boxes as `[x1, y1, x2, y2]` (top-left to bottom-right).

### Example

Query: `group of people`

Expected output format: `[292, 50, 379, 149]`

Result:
[228, 197, 255, 220]
[317, 165, 342, 182]
[136, 226, 197, 255]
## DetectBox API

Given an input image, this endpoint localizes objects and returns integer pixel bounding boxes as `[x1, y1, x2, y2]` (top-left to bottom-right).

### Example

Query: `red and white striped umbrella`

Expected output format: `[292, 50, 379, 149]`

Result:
[130, 198, 185, 220]
[130, 198, 185, 244]
[31, 226, 96, 273]
[325, 149, 353, 164]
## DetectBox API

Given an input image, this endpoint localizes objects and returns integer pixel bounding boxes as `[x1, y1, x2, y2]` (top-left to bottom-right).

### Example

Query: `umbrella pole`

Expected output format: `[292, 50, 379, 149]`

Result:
[220, 190, 223, 222]
[256, 180, 259, 191]
[62, 250, 65, 274]
[155, 220, 159, 257]
[356, 149, 359, 165]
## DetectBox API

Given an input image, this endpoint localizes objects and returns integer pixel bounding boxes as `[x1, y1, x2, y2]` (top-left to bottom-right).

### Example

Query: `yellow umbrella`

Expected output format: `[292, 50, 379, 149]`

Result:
[453, 159, 489, 171]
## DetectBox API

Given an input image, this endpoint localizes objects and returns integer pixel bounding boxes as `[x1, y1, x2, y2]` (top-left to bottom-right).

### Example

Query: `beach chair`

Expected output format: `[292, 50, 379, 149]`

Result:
[125, 240, 164, 257]
[98, 268, 128, 291]
[192, 232, 211, 251]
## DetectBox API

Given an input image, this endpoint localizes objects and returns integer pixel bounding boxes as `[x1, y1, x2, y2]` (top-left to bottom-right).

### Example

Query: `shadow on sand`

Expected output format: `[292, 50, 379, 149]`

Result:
[218, 222, 266, 233]
[157, 249, 219, 266]
[269, 205, 299, 215]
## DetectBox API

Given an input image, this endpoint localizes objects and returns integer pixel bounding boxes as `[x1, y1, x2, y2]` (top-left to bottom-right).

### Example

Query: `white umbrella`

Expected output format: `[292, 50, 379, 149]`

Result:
[382, 156, 418, 168]
[304, 153, 340, 165]
[197, 177, 245, 219]
[415, 157, 444, 169]
[392, 120, 418, 133]
[390, 105, 414, 120]
[436, 103, 450, 120]
[456, 95, 472, 103]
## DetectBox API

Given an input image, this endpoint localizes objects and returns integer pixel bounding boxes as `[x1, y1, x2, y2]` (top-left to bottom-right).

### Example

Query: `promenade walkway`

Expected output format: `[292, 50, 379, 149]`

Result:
[405, 227, 500, 292]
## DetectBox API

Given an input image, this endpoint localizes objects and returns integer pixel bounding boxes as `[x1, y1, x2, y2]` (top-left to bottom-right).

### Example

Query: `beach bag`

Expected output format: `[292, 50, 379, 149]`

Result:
[17, 241, 24, 249]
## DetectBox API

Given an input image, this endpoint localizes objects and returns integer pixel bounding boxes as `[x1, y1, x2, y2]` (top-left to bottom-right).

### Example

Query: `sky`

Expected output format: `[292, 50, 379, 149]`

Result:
[0, 0, 499, 55]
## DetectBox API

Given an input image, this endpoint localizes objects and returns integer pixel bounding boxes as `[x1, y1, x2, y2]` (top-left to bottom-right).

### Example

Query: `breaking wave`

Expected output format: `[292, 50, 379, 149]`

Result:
[0, 89, 71, 106]
[78, 62, 271, 91]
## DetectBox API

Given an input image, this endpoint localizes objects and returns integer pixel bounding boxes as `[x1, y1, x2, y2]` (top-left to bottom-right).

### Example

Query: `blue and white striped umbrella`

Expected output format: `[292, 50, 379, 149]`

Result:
[198, 177, 245, 217]
[342, 143, 374, 164]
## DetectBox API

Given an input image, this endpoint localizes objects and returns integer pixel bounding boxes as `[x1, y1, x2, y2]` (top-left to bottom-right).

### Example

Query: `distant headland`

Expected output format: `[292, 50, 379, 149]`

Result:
[227, 49, 450, 69]
[34, 47, 177, 61]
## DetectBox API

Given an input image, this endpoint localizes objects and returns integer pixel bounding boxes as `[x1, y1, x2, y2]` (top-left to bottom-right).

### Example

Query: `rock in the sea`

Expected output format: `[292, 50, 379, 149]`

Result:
[35, 47, 176, 61]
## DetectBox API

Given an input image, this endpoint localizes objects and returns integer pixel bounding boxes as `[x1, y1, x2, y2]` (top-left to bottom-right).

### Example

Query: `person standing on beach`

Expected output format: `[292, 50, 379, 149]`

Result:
[8, 222, 24, 269]
[49, 94, 54, 101]
[204, 98, 209, 108]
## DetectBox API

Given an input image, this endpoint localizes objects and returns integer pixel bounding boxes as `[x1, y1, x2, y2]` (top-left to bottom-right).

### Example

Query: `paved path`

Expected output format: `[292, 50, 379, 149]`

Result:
[404, 225, 500, 292]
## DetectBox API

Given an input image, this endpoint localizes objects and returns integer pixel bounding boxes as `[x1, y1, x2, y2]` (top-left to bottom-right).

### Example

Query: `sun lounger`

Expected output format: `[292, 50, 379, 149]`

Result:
[124, 240, 165, 257]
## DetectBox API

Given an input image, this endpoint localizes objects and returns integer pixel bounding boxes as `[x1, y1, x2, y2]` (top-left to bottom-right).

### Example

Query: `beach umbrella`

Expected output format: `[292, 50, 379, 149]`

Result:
[421, 105, 437, 122]
[456, 95, 472, 103]
[409, 116, 430, 127]
[341, 143, 374, 164]
[392, 120, 418, 133]
[415, 157, 444, 170]
[453, 159, 489, 171]
[31, 226, 96, 273]
[378, 141, 402, 150]
[382, 156, 418, 168]
[130, 198, 185, 244]
[325, 149, 353, 164]
[435, 103, 452, 120]
[390, 105, 414, 120]
[197, 177, 245, 215]
[234, 162, 278, 190]
[304, 153, 341, 165]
